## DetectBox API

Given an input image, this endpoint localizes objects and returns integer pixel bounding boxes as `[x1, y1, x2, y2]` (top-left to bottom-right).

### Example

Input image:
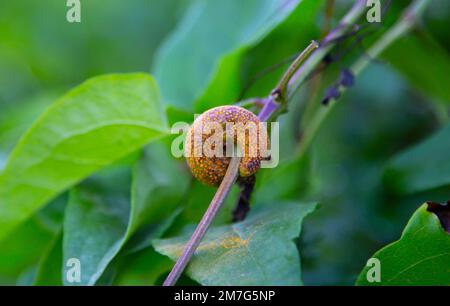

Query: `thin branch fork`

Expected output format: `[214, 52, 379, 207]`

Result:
[273, 40, 319, 104]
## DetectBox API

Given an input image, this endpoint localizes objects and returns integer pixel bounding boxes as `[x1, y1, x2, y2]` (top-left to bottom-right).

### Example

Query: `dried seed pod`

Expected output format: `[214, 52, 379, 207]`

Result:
[185, 105, 268, 186]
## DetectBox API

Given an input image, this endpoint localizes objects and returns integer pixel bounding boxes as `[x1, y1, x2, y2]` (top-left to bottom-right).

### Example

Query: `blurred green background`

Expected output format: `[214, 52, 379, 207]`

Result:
[0, 0, 449, 285]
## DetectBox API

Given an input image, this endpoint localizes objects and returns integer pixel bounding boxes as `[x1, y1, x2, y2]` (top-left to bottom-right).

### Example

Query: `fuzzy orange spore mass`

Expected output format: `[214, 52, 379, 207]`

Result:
[184, 105, 268, 186]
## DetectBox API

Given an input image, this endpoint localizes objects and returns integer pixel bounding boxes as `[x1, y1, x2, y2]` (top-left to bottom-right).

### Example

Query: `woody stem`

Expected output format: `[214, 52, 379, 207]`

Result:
[163, 156, 241, 286]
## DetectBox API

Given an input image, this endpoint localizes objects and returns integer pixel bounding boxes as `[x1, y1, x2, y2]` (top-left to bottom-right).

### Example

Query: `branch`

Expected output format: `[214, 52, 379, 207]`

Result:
[258, 40, 319, 122]
[352, 0, 429, 76]
[296, 0, 430, 157]
[287, 0, 367, 99]
[163, 156, 241, 286]
[273, 40, 319, 105]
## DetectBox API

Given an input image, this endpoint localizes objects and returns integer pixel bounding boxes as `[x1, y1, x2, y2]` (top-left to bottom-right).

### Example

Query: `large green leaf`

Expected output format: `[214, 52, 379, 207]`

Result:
[0, 73, 167, 242]
[63, 166, 131, 286]
[153, 202, 317, 285]
[63, 141, 189, 285]
[384, 123, 450, 194]
[356, 203, 450, 285]
[154, 0, 303, 112]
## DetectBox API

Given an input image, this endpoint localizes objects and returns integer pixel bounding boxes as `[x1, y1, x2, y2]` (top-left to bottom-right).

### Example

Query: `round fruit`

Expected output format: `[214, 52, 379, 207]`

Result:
[184, 105, 268, 186]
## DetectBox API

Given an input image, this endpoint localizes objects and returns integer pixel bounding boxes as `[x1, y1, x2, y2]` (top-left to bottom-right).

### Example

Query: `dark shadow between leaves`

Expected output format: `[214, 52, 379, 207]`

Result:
[427, 200, 450, 234]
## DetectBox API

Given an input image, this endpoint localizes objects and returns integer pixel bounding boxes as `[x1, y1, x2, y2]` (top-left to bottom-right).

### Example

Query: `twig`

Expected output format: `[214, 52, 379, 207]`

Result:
[322, 0, 336, 37]
[163, 156, 241, 286]
[287, 0, 367, 99]
[300, 0, 336, 137]
[296, 0, 430, 157]
[273, 40, 319, 105]
[352, 0, 428, 76]
[238, 52, 300, 100]
[232, 175, 256, 222]
[236, 98, 265, 109]
[258, 41, 319, 122]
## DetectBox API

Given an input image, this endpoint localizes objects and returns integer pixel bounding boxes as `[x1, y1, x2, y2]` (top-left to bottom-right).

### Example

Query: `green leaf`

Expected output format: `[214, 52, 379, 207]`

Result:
[124, 208, 183, 254]
[254, 155, 310, 203]
[0, 73, 167, 242]
[63, 167, 131, 286]
[34, 233, 63, 286]
[356, 203, 450, 285]
[384, 123, 450, 194]
[113, 248, 174, 286]
[63, 141, 189, 285]
[382, 31, 450, 103]
[153, 202, 317, 285]
[166, 180, 240, 236]
[0, 218, 54, 283]
[0, 195, 66, 283]
[154, 0, 302, 112]
[16, 267, 37, 286]
[128, 140, 190, 235]
[122, 139, 191, 253]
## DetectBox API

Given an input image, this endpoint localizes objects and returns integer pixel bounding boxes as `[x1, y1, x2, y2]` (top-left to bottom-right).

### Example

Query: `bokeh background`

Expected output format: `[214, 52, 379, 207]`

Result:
[0, 0, 449, 285]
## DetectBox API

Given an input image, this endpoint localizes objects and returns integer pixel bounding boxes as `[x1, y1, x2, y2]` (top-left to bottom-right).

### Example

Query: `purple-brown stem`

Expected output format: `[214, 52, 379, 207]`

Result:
[163, 156, 241, 286]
